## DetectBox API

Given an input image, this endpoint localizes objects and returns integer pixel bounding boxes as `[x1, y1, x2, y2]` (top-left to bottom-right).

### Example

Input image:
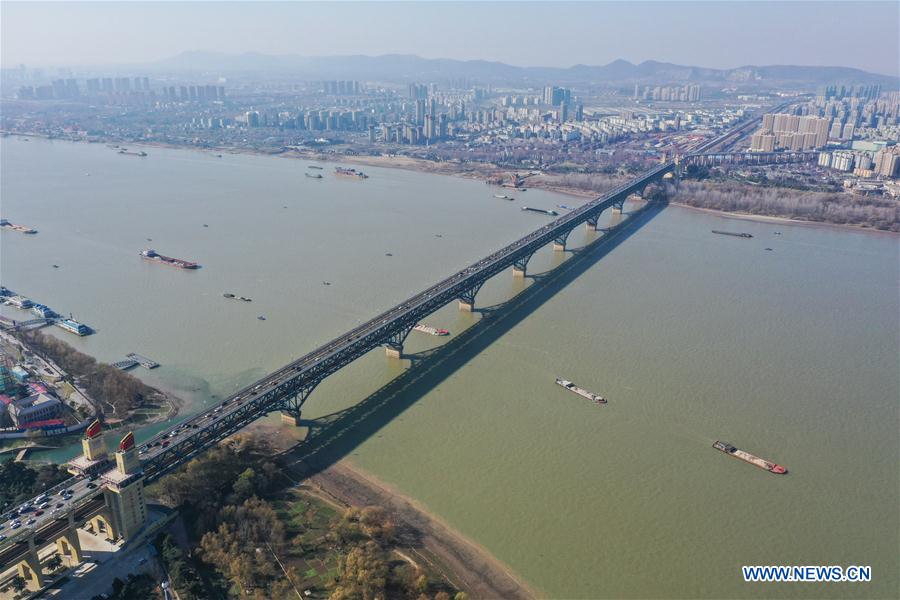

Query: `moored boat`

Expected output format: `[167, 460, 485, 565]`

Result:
[334, 167, 368, 179]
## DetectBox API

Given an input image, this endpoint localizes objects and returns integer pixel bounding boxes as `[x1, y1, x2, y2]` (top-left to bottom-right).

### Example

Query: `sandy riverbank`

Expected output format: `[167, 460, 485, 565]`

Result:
[672, 202, 900, 235]
[239, 419, 536, 599]
[14, 132, 893, 235]
[298, 460, 538, 600]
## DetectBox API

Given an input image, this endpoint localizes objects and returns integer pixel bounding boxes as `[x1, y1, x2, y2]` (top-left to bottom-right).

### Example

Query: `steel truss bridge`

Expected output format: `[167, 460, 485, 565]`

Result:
[684, 150, 818, 167]
[135, 160, 676, 483]
[0, 111, 773, 568]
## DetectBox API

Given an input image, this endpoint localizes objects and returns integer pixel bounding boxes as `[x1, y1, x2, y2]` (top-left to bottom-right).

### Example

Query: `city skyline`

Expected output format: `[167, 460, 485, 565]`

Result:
[2, 1, 898, 76]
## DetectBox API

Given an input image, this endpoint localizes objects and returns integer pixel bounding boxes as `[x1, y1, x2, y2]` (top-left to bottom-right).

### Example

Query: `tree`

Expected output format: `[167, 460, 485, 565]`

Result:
[10, 575, 27, 593]
[45, 554, 63, 571]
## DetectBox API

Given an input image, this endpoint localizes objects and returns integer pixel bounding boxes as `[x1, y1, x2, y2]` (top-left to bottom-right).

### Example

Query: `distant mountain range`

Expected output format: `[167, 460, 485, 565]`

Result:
[151, 51, 896, 88]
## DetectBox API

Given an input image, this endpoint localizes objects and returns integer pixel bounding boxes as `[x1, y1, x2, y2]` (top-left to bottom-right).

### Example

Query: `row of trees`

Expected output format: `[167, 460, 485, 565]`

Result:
[22, 330, 157, 414]
[0, 462, 69, 513]
[152, 434, 467, 600]
[154, 533, 206, 600]
[667, 180, 900, 231]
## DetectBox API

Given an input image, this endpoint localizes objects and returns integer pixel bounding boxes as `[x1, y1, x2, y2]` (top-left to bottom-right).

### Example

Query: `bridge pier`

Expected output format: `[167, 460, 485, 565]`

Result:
[383, 324, 415, 359]
[457, 282, 484, 312]
[585, 215, 600, 232]
[280, 410, 302, 426]
[277, 382, 319, 426]
[16, 537, 44, 591]
[512, 253, 534, 278]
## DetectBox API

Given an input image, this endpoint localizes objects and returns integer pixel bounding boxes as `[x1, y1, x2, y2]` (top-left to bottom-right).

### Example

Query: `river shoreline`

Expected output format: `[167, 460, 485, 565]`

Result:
[298, 460, 538, 600]
[6, 131, 896, 235]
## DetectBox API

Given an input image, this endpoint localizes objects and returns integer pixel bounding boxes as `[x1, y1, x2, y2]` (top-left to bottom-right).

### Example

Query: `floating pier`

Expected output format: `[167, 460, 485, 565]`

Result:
[126, 353, 159, 369]
[112, 359, 139, 371]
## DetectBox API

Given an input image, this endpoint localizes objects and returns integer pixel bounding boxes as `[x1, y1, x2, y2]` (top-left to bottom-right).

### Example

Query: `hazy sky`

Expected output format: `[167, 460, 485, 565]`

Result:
[2, 1, 898, 75]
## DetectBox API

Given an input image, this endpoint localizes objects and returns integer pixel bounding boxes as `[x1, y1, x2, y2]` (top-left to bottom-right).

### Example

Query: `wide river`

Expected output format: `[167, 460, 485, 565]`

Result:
[1, 136, 897, 598]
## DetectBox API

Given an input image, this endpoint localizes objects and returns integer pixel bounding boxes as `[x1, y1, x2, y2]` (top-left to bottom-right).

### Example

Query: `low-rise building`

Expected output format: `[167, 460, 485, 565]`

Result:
[9, 392, 62, 427]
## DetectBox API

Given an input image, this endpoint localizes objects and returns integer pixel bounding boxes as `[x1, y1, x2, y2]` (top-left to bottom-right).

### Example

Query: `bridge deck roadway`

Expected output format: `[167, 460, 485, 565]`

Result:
[0, 108, 772, 567]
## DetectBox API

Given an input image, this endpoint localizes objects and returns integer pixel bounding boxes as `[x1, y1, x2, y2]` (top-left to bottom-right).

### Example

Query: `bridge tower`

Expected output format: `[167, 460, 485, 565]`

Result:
[100, 432, 147, 541]
[67, 419, 110, 478]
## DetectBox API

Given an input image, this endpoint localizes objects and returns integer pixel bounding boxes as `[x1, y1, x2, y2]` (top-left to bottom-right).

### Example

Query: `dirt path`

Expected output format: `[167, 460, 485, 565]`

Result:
[289, 460, 537, 600]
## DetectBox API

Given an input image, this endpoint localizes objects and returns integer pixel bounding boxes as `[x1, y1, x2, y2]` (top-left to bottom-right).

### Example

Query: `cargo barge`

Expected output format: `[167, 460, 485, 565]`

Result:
[413, 324, 450, 336]
[522, 207, 558, 216]
[494, 194, 514, 200]
[555, 378, 606, 404]
[334, 167, 368, 179]
[140, 249, 199, 269]
[712, 230, 753, 238]
[305, 173, 323, 179]
[713, 441, 787, 474]
[0, 219, 37, 234]
[118, 149, 148, 157]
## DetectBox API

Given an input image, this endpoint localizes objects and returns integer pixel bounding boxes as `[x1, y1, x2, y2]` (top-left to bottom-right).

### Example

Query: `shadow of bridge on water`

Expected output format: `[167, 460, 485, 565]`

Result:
[278, 201, 667, 475]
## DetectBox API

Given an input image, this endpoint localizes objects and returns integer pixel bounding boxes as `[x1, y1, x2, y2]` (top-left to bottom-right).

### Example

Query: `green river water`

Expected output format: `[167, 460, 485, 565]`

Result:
[1, 136, 897, 598]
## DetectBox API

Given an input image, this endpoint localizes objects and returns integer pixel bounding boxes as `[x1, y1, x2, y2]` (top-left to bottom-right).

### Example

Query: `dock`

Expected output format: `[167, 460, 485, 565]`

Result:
[112, 359, 139, 371]
[126, 352, 159, 369]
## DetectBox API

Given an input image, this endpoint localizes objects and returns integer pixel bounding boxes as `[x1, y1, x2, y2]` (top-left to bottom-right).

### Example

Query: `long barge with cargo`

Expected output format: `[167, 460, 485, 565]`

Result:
[140, 249, 200, 269]
[713, 440, 787, 474]
[522, 207, 558, 217]
[334, 167, 368, 179]
[711, 230, 753, 238]
[555, 378, 606, 404]
[0, 219, 37, 234]
[413, 324, 450, 336]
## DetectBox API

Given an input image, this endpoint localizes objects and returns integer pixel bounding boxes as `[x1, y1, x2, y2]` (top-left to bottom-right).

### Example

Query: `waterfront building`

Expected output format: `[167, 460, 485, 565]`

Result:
[9, 393, 61, 427]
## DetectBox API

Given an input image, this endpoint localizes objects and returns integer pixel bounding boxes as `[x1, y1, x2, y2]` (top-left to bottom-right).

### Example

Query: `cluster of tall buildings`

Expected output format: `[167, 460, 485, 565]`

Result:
[634, 84, 702, 102]
[238, 108, 373, 132]
[816, 84, 882, 103]
[817, 142, 900, 178]
[750, 113, 832, 151]
[16, 75, 225, 104]
[321, 80, 364, 95]
[543, 86, 572, 106]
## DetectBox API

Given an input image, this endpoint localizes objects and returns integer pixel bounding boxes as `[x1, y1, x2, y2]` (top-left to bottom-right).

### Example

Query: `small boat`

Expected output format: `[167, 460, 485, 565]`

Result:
[239, 296, 252, 302]
[308, 165, 323, 170]
[385, 253, 393, 257]
[557, 204, 572, 210]
[257, 315, 266, 321]
[494, 194, 514, 200]
[216, 154, 223, 158]
[52, 265, 59, 269]
[765, 247, 774, 251]
[322, 281, 331, 286]
[305, 173, 323, 179]
[203, 224, 209, 228]
[435, 234, 443, 238]
[223, 293, 235, 299]
[773, 231, 782, 235]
